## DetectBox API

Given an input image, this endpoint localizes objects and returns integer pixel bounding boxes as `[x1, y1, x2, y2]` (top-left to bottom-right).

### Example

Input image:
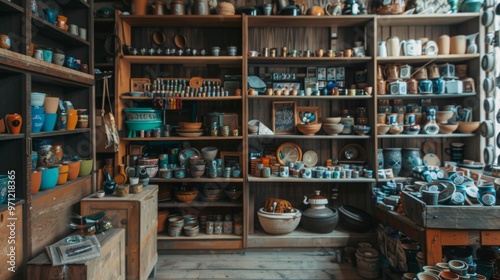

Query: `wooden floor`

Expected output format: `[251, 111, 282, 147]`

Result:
[153, 250, 375, 280]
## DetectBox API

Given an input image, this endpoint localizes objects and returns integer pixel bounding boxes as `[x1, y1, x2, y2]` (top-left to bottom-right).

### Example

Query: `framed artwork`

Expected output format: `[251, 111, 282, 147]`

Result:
[336, 67, 345, 81]
[296, 106, 320, 124]
[317, 67, 326, 80]
[272, 101, 297, 134]
[130, 78, 151, 92]
[220, 151, 242, 168]
[327, 67, 336, 81]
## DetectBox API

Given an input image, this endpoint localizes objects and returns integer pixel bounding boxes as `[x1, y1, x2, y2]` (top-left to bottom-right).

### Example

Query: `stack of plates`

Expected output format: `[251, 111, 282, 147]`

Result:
[176, 129, 204, 137]
[338, 205, 373, 233]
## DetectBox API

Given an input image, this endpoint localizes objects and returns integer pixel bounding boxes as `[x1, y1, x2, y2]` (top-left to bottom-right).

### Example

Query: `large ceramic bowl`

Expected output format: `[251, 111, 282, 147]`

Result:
[457, 121, 480, 133]
[322, 123, 344, 135]
[437, 123, 458, 134]
[124, 108, 162, 121]
[31, 92, 46, 107]
[39, 167, 59, 190]
[258, 208, 302, 234]
[201, 147, 218, 160]
[297, 123, 322, 135]
[125, 120, 162, 131]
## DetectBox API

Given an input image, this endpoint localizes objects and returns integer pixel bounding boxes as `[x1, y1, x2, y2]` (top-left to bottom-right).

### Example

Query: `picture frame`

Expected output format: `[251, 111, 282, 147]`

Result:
[272, 82, 301, 91]
[303, 77, 317, 91]
[272, 101, 297, 134]
[336, 67, 346, 81]
[327, 67, 336, 81]
[296, 106, 320, 124]
[130, 78, 151, 92]
[220, 151, 242, 169]
[317, 67, 326, 80]
[306, 67, 317, 78]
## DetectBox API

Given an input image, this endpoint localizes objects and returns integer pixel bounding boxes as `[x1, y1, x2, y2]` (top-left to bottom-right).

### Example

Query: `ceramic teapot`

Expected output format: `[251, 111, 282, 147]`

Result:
[279, 0, 302, 15]
[400, 39, 419, 56]
[303, 190, 334, 216]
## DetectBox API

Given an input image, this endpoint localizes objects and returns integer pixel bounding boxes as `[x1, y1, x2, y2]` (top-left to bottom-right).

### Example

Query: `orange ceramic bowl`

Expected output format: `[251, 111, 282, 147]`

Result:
[65, 160, 81, 180]
[67, 113, 78, 130]
[57, 172, 68, 185]
[31, 170, 42, 195]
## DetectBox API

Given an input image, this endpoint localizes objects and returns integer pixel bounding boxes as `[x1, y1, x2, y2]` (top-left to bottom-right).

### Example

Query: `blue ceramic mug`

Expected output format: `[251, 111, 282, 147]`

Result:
[432, 77, 446, 94]
[42, 49, 53, 63]
[44, 8, 58, 24]
[418, 79, 433, 93]
[64, 56, 75, 68]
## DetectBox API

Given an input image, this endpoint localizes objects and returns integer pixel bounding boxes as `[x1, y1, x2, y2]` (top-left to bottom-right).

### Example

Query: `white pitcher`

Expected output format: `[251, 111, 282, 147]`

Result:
[377, 41, 387, 57]
[386, 36, 400, 57]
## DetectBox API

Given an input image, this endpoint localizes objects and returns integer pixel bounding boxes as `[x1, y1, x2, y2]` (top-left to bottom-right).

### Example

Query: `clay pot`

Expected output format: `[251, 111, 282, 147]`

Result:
[131, 0, 148, 15]
[31, 170, 42, 195]
[0, 34, 11, 49]
[306, 6, 325, 15]
[6, 113, 22, 134]
[65, 160, 81, 180]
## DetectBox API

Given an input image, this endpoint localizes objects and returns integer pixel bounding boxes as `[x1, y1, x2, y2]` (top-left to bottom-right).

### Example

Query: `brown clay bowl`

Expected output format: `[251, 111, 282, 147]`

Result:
[175, 190, 198, 203]
[438, 123, 458, 134]
[322, 123, 344, 135]
[377, 124, 391, 135]
[297, 123, 322, 135]
[320, 117, 341, 124]
[436, 111, 454, 124]
[189, 168, 205, 178]
[178, 122, 203, 130]
[457, 121, 480, 133]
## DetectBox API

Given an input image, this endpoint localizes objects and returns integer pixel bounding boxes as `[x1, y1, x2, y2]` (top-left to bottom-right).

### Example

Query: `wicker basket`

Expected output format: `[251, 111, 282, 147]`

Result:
[175, 190, 199, 203]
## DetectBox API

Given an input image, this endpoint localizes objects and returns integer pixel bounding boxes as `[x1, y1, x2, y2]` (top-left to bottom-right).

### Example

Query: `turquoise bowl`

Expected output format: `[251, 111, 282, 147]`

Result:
[40, 167, 59, 190]
[125, 120, 162, 131]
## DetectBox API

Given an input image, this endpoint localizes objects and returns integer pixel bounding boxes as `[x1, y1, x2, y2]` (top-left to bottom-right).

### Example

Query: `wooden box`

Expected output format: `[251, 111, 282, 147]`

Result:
[80, 185, 158, 280]
[27, 228, 126, 280]
[401, 191, 500, 229]
[0, 204, 23, 280]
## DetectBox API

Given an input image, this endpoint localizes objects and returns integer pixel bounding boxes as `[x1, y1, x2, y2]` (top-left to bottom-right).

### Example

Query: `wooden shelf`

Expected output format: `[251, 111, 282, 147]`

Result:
[31, 128, 91, 138]
[122, 136, 244, 141]
[248, 175, 376, 183]
[157, 236, 243, 250]
[248, 56, 372, 66]
[121, 55, 243, 66]
[158, 200, 243, 208]
[248, 95, 372, 100]
[378, 133, 476, 138]
[247, 228, 374, 248]
[157, 232, 242, 240]
[120, 95, 242, 101]
[376, 13, 480, 26]
[377, 92, 477, 99]
[248, 134, 371, 140]
[0, 0, 23, 13]
[376, 54, 480, 63]
[31, 175, 92, 201]
[121, 15, 242, 27]
[150, 177, 244, 183]
[0, 49, 94, 85]
[0, 133, 24, 141]
[247, 15, 374, 27]
[32, 16, 91, 46]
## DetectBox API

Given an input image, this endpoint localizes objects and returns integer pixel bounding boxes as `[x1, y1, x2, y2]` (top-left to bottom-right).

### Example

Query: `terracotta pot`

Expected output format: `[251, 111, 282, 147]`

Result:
[31, 170, 42, 195]
[65, 160, 81, 180]
[131, 0, 147, 15]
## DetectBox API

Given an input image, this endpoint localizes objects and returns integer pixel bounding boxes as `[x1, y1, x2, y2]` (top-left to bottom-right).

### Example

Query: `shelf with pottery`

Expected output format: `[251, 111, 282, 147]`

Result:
[120, 95, 242, 101]
[121, 55, 242, 65]
[248, 134, 371, 139]
[122, 136, 244, 141]
[248, 57, 372, 66]
[120, 14, 242, 27]
[32, 16, 90, 46]
[0, 0, 23, 13]
[377, 92, 477, 99]
[378, 133, 476, 138]
[247, 15, 374, 27]
[247, 95, 372, 100]
[376, 54, 480, 64]
[31, 175, 92, 200]
[158, 200, 243, 208]
[31, 128, 91, 138]
[248, 175, 376, 183]
[150, 178, 244, 183]
[376, 13, 480, 26]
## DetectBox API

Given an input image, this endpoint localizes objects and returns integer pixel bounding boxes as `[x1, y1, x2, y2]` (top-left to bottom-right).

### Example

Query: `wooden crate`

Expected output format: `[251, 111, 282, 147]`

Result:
[27, 228, 126, 280]
[401, 191, 500, 229]
[0, 204, 23, 280]
[80, 185, 158, 280]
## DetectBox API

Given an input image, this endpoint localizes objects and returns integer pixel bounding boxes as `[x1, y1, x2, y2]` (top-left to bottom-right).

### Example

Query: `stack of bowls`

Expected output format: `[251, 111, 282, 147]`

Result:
[138, 157, 159, 178]
[203, 185, 224, 202]
[168, 216, 184, 237]
[42, 97, 59, 132]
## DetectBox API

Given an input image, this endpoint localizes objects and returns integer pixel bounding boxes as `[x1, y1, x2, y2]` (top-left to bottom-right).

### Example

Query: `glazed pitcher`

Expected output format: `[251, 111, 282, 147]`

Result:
[386, 36, 400, 57]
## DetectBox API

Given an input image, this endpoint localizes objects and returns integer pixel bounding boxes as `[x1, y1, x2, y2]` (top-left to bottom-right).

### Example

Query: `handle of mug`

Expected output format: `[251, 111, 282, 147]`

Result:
[324, 2, 332, 15]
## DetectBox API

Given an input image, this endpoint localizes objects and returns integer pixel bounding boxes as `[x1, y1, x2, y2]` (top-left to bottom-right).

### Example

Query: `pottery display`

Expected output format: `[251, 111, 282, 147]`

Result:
[401, 148, 422, 177]
[383, 148, 402, 176]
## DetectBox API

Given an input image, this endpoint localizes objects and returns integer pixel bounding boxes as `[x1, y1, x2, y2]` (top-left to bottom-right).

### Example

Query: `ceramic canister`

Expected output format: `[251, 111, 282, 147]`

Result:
[401, 148, 422, 177]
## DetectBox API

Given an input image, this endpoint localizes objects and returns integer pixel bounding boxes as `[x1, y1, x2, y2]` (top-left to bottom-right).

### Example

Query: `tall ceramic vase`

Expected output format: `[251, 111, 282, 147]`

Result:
[383, 148, 402, 177]
[401, 148, 422, 177]
[131, 0, 147, 15]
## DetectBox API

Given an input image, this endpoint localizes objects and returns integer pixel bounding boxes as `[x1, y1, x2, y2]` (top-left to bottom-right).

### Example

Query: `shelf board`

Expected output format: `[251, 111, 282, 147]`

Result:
[376, 54, 480, 63]
[120, 95, 242, 101]
[32, 17, 91, 47]
[31, 128, 91, 138]
[0, 49, 94, 85]
[158, 199, 243, 208]
[248, 56, 372, 66]
[0, 199, 24, 212]
[157, 232, 242, 240]
[376, 13, 480, 26]
[121, 55, 242, 66]
[32, 175, 91, 200]
[248, 175, 376, 183]
[121, 15, 242, 27]
[94, 17, 115, 23]
[248, 134, 371, 140]
[122, 136, 243, 141]
[150, 177, 244, 183]
[247, 228, 374, 248]
[248, 95, 372, 100]
[247, 15, 374, 27]
[0, 0, 23, 13]
[0, 133, 24, 141]
[377, 92, 476, 99]
[378, 133, 476, 138]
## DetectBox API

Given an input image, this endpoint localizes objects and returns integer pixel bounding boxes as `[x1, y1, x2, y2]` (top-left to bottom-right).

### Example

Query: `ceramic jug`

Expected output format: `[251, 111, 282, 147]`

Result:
[400, 39, 418, 56]
[152, 0, 165, 15]
[6, 113, 22, 134]
[427, 63, 440, 79]
[377, 41, 387, 57]
[386, 36, 400, 57]
[384, 64, 399, 80]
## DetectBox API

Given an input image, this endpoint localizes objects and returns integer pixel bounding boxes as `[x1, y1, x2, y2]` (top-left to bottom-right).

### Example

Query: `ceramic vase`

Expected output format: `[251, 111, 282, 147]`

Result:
[383, 148, 402, 177]
[103, 172, 117, 195]
[6, 113, 22, 134]
[377, 149, 384, 170]
[401, 148, 422, 177]
[38, 144, 55, 167]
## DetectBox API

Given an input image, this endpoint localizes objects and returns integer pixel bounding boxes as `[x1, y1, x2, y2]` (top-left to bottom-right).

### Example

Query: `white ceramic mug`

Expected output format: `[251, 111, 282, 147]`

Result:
[301, 167, 312, 179]
[69, 24, 79, 35]
[34, 49, 43, 60]
[79, 27, 87, 40]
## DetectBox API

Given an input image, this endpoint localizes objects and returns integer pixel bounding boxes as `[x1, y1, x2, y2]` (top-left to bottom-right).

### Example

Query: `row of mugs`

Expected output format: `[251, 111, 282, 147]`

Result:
[257, 165, 374, 179]
[33, 50, 88, 72]
[379, 63, 466, 81]
[377, 78, 467, 95]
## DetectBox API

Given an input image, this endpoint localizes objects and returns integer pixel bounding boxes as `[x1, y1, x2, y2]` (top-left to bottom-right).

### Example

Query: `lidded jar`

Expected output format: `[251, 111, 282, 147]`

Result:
[302, 190, 334, 216]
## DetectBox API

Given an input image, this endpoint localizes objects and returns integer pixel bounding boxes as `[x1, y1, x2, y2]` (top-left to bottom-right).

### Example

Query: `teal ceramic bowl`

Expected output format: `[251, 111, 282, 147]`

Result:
[459, 0, 483, 12]
[79, 159, 93, 177]
[123, 108, 162, 121]
[40, 167, 59, 190]
[125, 120, 162, 131]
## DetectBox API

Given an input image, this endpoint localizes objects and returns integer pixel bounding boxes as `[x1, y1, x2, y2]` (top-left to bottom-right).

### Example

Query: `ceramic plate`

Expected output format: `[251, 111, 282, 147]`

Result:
[423, 153, 440, 166]
[178, 148, 201, 165]
[276, 142, 302, 165]
[303, 150, 318, 167]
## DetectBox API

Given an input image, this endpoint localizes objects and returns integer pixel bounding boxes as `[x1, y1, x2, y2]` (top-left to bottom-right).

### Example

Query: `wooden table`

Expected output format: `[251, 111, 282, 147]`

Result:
[375, 206, 500, 265]
[27, 228, 126, 280]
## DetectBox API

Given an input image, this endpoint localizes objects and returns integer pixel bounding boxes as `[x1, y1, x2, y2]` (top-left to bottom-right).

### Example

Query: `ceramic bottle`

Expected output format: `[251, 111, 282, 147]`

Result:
[103, 172, 117, 195]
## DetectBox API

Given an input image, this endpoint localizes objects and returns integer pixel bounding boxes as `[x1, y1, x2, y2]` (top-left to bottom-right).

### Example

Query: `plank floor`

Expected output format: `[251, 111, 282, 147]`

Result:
[153, 251, 381, 280]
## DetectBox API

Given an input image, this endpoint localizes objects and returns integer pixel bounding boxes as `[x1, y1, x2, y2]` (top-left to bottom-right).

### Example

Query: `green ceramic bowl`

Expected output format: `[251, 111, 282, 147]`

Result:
[125, 120, 162, 131]
[79, 159, 93, 177]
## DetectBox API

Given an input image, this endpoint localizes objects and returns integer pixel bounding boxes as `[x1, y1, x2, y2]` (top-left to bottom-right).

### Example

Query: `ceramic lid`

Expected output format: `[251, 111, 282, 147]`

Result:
[304, 190, 329, 206]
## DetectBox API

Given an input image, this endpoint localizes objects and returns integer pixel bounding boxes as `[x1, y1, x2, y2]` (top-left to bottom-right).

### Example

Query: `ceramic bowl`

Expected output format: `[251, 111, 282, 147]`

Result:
[225, 187, 242, 200]
[65, 160, 81, 180]
[31, 92, 46, 107]
[44, 97, 60, 114]
[183, 225, 199, 237]
[145, 165, 159, 178]
[31, 170, 42, 195]
[248, 124, 259, 134]
[404, 124, 421, 135]
[175, 189, 199, 203]
[388, 124, 404, 134]
[457, 121, 480, 133]
[40, 166, 59, 190]
[257, 209, 302, 234]
[79, 158, 93, 177]
[376, 124, 391, 135]
[137, 157, 158, 166]
[297, 123, 322, 135]
[201, 147, 218, 160]
[52, 53, 65, 66]
[189, 155, 206, 166]
[353, 125, 371, 135]
[178, 122, 203, 130]
[438, 123, 459, 134]
[321, 123, 343, 135]
[436, 111, 455, 124]
[124, 108, 162, 121]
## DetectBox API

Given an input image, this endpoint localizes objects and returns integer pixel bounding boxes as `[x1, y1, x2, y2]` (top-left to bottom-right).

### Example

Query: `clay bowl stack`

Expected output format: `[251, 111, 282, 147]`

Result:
[320, 117, 342, 136]
[138, 157, 159, 178]
[177, 122, 204, 137]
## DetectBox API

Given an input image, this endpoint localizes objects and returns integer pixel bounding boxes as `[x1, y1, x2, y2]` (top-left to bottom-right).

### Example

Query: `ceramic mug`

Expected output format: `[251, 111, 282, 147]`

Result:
[482, 51, 495, 72]
[79, 27, 87, 40]
[301, 167, 312, 179]
[64, 56, 75, 68]
[43, 49, 53, 63]
[418, 79, 433, 93]
[69, 24, 78, 35]
[450, 35, 466, 54]
[34, 49, 44, 60]
[438, 35, 450, 55]
[279, 166, 289, 177]
[445, 142, 465, 162]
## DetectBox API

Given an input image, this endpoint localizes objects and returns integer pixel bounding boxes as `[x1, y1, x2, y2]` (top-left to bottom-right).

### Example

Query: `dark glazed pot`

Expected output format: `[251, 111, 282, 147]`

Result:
[300, 207, 339, 233]
[279, 4, 301, 15]
[236, 6, 259, 15]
